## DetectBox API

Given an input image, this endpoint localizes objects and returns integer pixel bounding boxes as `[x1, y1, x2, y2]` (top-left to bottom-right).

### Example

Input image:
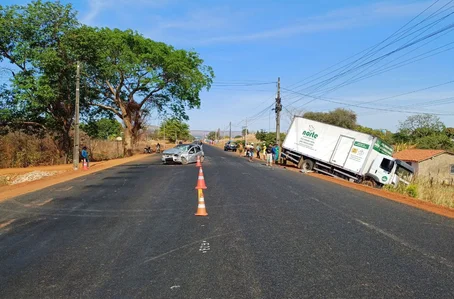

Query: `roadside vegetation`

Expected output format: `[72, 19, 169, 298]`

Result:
[0, 0, 213, 166]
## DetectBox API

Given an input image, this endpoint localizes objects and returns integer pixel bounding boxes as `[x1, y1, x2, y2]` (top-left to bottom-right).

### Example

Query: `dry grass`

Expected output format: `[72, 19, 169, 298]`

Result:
[0, 132, 171, 169]
[386, 177, 454, 209]
[415, 178, 454, 208]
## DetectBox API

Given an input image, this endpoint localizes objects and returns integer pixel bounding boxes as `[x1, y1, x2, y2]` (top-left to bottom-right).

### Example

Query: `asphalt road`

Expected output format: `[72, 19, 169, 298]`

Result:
[0, 145, 453, 298]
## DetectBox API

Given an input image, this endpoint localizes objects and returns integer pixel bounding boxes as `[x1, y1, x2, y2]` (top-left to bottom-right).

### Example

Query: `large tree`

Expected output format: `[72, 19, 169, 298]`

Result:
[303, 108, 357, 129]
[0, 1, 93, 162]
[83, 28, 214, 155]
[159, 118, 190, 143]
[398, 114, 445, 138]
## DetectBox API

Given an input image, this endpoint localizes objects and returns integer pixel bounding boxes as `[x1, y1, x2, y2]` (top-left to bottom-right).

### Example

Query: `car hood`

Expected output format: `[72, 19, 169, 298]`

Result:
[163, 148, 184, 155]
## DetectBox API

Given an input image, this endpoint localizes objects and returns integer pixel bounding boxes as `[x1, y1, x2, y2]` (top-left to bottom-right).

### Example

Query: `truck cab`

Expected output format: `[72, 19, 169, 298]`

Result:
[366, 154, 414, 187]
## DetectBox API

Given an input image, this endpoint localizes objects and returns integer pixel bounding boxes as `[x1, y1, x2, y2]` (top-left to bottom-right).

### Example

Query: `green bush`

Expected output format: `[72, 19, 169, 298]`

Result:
[406, 184, 419, 198]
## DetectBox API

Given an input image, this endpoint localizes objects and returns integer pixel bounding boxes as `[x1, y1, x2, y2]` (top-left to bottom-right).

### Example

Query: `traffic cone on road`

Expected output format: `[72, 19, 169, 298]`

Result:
[195, 167, 207, 190]
[83, 160, 88, 170]
[196, 155, 202, 167]
[195, 189, 208, 216]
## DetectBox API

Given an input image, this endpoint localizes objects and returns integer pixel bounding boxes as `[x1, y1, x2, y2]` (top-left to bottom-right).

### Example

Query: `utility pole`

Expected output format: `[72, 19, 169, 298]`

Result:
[72, 62, 80, 170]
[244, 118, 248, 145]
[229, 121, 232, 141]
[275, 77, 281, 147]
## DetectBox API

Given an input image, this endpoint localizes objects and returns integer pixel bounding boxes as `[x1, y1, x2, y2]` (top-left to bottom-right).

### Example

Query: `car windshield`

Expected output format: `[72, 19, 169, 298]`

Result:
[175, 145, 190, 152]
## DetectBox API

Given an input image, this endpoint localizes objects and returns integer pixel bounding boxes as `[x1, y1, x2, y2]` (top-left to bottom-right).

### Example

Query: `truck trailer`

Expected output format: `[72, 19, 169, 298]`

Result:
[281, 117, 414, 187]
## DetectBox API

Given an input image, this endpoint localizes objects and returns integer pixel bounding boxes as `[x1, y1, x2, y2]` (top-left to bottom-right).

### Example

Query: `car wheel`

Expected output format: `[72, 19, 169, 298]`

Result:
[181, 157, 188, 165]
[200, 155, 205, 162]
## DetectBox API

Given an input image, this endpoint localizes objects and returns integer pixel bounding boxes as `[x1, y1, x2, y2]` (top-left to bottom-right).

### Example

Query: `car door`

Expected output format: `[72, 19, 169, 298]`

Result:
[188, 146, 197, 163]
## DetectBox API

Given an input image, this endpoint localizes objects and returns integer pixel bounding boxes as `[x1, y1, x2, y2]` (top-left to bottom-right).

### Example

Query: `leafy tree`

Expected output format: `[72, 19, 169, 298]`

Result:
[398, 114, 445, 138]
[415, 134, 454, 150]
[82, 28, 214, 155]
[207, 131, 216, 141]
[242, 128, 249, 136]
[0, 1, 89, 162]
[234, 135, 242, 139]
[81, 118, 122, 140]
[255, 130, 267, 141]
[303, 108, 357, 129]
[355, 125, 393, 144]
[159, 118, 190, 143]
[445, 127, 454, 139]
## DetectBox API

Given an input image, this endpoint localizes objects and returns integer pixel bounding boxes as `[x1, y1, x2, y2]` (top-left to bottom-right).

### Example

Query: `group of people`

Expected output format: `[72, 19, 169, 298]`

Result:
[243, 142, 280, 166]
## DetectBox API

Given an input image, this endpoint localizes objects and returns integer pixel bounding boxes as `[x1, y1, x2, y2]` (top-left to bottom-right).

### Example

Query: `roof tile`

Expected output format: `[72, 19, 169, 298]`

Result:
[393, 149, 446, 162]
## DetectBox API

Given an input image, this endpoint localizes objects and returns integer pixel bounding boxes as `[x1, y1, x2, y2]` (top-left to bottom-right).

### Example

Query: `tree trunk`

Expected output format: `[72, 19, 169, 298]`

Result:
[123, 116, 134, 157]
[123, 128, 133, 156]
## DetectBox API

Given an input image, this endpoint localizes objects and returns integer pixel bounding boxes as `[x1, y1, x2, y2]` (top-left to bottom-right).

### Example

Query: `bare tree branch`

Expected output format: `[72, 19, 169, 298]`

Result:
[91, 102, 122, 118]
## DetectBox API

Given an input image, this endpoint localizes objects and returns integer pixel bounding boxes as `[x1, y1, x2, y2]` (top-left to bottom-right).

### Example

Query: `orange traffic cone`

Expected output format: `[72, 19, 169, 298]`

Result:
[195, 167, 207, 190]
[196, 155, 202, 167]
[195, 189, 208, 216]
[83, 160, 88, 170]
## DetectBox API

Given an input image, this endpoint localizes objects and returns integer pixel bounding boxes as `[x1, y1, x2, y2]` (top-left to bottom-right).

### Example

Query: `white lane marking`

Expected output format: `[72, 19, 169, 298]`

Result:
[355, 219, 453, 268]
[199, 241, 210, 253]
[170, 285, 180, 290]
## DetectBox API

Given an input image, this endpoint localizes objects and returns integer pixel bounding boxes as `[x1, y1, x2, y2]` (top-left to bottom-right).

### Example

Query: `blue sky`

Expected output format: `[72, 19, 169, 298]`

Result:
[2, 0, 454, 133]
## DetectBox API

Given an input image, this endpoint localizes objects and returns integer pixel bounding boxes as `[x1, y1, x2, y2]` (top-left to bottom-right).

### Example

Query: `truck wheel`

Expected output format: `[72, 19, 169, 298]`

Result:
[362, 179, 376, 188]
[301, 159, 314, 171]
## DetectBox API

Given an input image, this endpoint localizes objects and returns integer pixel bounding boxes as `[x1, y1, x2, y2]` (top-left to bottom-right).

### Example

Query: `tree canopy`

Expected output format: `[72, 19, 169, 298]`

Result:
[303, 108, 357, 129]
[81, 27, 214, 155]
[81, 118, 122, 140]
[159, 118, 190, 143]
[0, 0, 214, 159]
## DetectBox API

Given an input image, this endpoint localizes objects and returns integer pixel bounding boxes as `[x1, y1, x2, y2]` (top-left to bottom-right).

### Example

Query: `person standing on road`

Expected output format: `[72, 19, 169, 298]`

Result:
[266, 145, 273, 166]
[256, 144, 261, 159]
[249, 143, 254, 162]
[273, 143, 280, 164]
[262, 143, 266, 160]
[81, 146, 89, 168]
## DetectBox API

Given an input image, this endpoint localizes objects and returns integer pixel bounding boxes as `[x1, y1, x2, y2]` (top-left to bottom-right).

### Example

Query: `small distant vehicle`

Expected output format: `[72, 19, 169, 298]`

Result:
[144, 146, 152, 154]
[162, 144, 204, 165]
[224, 141, 237, 152]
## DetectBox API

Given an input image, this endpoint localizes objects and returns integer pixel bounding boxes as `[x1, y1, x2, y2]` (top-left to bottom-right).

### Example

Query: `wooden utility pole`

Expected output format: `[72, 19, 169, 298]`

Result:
[229, 121, 232, 141]
[73, 62, 80, 170]
[275, 77, 281, 147]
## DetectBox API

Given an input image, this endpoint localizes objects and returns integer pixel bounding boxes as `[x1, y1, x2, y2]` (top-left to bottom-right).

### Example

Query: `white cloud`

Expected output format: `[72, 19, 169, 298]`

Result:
[196, 1, 433, 44]
[81, 0, 173, 25]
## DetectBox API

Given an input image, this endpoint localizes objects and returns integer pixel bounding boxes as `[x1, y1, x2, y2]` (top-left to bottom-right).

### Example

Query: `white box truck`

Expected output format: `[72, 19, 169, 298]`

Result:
[281, 117, 414, 187]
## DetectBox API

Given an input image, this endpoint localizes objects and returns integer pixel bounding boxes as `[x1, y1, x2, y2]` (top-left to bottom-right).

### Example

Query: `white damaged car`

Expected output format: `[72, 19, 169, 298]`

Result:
[161, 144, 204, 165]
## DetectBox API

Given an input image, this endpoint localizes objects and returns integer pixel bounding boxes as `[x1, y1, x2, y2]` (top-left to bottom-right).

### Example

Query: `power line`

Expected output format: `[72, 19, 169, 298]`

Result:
[284, 0, 444, 92]
[281, 87, 454, 116]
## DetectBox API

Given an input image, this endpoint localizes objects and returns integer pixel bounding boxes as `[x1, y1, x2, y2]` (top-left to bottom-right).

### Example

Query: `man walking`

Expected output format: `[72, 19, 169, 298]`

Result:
[256, 144, 261, 159]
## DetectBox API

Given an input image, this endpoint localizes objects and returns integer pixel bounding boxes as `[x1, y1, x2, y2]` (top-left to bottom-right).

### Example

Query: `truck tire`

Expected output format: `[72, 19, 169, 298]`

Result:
[362, 179, 376, 188]
[301, 159, 314, 171]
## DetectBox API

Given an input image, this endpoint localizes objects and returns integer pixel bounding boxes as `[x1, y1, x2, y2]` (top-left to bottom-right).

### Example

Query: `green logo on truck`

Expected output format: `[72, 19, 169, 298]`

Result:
[302, 125, 318, 139]
[382, 176, 388, 182]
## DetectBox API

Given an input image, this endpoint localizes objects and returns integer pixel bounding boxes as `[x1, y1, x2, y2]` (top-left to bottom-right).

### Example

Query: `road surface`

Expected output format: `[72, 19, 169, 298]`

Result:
[0, 145, 453, 298]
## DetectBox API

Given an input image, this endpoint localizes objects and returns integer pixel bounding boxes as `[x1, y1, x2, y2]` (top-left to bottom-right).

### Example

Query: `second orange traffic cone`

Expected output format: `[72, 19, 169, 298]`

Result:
[195, 167, 207, 189]
[196, 155, 202, 167]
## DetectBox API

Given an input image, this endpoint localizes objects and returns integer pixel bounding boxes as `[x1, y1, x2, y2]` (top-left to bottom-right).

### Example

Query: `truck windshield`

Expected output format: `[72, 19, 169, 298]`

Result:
[380, 158, 394, 172]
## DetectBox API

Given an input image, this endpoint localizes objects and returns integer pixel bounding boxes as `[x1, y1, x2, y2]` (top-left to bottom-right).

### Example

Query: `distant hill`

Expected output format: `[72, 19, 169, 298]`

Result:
[190, 130, 242, 138]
